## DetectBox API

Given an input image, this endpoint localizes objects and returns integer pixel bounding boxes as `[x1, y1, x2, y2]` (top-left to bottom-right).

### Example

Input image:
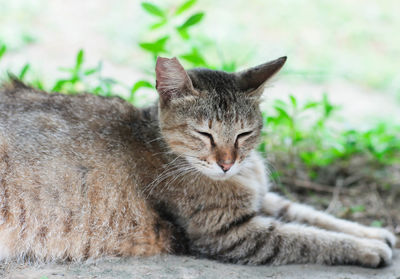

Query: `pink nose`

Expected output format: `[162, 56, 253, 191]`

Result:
[218, 162, 234, 173]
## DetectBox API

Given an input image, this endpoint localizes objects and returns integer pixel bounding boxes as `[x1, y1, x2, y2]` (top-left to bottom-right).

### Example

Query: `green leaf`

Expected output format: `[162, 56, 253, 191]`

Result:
[131, 80, 153, 94]
[150, 19, 167, 30]
[130, 80, 154, 102]
[265, 116, 277, 125]
[322, 93, 336, 118]
[76, 49, 84, 68]
[139, 36, 169, 54]
[300, 152, 315, 166]
[32, 79, 45, 90]
[52, 79, 70, 92]
[221, 61, 237, 72]
[84, 67, 99, 76]
[175, 0, 196, 16]
[19, 64, 30, 80]
[179, 12, 204, 29]
[180, 48, 207, 66]
[370, 220, 383, 228]
[350, 205, 366, 213]
[176, 28, 190, 40]
[302, 101, 319, 111]
[0, 44, 6, 60]
[274, 106, 291, 121]
[141, 2, 165, 18]
[289, 95, 297, 108]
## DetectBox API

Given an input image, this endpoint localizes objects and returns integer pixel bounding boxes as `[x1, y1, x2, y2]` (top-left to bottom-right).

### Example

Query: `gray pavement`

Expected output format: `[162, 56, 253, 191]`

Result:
[1, 250, 399, 279]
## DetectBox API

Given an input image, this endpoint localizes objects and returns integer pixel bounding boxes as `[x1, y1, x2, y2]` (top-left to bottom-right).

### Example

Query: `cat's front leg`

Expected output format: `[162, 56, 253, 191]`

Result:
[188, 216, 392, 267]
[272, 220, 393, 267]
[261, 192, 396, 248]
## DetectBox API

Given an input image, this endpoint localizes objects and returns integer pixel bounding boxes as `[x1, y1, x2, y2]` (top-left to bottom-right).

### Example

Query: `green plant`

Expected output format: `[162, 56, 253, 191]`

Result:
[51, 49, 118, 96]
[261, 93, 400, 181]
[263, 94, 340, 166]
[358, 123, 400, 164]
[138, 0, 239, 72]
[139, 0, 207, 66]
[0, 43, 6, 61]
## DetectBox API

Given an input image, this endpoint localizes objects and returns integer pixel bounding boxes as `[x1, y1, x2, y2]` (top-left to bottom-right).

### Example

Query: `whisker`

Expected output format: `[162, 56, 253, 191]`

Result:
[143, 156, 195, 197]
[145, 136, 165, 144]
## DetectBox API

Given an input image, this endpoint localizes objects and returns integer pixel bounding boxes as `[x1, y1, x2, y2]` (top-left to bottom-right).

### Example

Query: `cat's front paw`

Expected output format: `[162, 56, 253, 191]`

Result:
[354, 239, 392, 268]
[359, 227, 396, 248]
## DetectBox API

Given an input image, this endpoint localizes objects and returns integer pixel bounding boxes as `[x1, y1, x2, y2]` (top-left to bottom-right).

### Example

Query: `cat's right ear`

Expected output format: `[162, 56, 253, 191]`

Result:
[235, 56, 287, 98]
[155, 57, 196, 105]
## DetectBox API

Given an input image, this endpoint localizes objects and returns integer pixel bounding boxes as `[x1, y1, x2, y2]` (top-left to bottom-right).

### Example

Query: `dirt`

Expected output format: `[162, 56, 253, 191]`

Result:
[269, 152, 400, 248]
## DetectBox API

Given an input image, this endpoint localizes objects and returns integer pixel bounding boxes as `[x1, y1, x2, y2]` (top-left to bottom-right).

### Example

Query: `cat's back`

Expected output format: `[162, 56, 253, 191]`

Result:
[0, 79, 142, 138]
[0, 79, 160, 157]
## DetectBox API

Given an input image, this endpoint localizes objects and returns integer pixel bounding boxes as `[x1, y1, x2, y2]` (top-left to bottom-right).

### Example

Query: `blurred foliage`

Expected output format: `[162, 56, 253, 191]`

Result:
[51, 50, 120, 98]
[138, 0, 235, 70]
[0, 44, 6, 61]
[1, 0, 399, 96]
[260, 94, 400, 179]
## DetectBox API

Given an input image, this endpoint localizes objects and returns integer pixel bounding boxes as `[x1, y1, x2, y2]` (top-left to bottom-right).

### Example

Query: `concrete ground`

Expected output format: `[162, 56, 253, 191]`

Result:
[1, 250, 399, 279]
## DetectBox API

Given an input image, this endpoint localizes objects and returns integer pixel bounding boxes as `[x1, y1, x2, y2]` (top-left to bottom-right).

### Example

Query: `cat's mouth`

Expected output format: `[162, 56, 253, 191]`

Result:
[185, 156, 239, 181]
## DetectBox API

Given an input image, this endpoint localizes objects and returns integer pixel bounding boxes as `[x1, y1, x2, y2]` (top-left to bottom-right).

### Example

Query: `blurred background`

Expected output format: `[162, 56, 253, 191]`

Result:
[0, 0, 399, 243]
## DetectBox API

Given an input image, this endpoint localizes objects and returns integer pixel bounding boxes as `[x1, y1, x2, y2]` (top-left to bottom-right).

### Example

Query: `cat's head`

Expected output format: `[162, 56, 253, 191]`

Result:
[156, 56, 286, 180]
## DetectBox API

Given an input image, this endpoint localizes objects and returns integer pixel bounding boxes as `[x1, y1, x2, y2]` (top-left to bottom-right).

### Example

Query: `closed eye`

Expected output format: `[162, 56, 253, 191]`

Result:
[235, 131, 253, 145]
[196, 131, 215, 146]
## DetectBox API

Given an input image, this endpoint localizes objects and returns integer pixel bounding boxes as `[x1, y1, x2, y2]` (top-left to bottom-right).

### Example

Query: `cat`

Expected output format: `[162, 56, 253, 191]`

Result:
[0, 56, 396, 267]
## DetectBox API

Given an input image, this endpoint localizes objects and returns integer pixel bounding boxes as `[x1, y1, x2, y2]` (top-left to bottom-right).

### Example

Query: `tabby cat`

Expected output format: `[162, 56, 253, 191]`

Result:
[0, 56, 395, 267]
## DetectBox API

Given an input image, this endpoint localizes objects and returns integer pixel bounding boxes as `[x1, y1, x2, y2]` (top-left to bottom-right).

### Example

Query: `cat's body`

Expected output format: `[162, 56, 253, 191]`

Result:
[0, 82, 174, 260]
[0, 57, 396, 267]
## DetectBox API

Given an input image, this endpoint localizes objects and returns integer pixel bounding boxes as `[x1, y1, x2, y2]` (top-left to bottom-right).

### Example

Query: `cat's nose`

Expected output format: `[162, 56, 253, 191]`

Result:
[218, 162, 234, 173]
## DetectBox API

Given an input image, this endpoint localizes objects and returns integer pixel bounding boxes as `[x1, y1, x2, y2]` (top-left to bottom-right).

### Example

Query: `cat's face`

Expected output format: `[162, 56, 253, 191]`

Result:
[156, 57, 286, 180]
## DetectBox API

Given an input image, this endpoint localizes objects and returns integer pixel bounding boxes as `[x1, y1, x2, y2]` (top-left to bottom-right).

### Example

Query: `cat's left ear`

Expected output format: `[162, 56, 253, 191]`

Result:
[155, 57, 196, 105]
[235, 56, 287, 97]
